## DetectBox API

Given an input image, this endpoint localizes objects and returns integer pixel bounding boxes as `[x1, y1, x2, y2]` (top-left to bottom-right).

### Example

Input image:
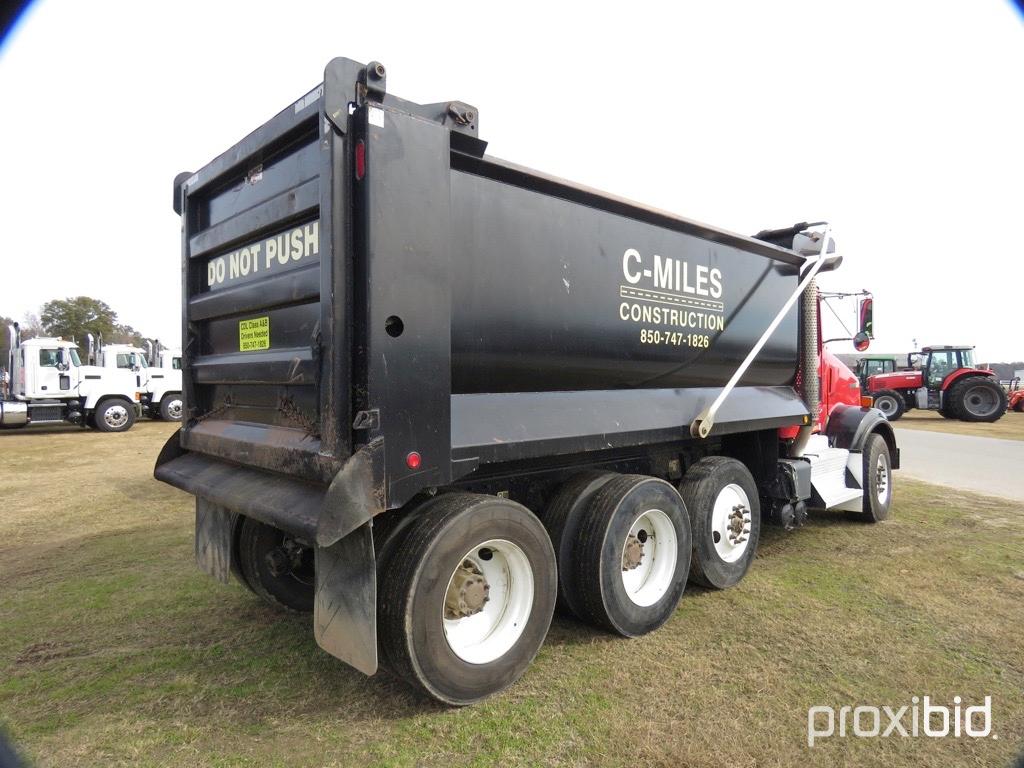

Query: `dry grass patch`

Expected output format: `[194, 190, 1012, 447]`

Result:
[895, 408, 1024, 441]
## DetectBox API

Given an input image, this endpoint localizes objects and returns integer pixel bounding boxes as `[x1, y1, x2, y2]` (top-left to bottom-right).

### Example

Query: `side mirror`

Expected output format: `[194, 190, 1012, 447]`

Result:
[858, 297, 873, 339]
[852, 331, 870, 352]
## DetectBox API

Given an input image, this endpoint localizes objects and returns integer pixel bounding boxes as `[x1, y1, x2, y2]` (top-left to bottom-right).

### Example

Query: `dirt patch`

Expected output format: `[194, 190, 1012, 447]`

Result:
[16, 642, 75, 666]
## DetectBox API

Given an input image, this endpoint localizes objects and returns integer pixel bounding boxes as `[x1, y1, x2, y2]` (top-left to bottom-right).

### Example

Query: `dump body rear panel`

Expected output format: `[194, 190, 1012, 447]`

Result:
[176, 83, 348, 486]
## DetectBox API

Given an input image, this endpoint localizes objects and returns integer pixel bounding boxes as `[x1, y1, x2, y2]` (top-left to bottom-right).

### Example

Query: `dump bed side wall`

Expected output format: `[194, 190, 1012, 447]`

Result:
[449, 170, 798, 393]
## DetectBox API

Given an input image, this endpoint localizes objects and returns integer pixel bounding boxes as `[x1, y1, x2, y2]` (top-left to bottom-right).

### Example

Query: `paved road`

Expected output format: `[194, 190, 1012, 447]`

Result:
[893, 427, 1024, 501]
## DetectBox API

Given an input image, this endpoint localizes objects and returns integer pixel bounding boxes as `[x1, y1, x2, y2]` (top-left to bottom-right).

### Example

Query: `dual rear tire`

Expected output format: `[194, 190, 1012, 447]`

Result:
[542, 460, 761, 630]
[678, 457, 761, 590]
[378, 494, 556, 705]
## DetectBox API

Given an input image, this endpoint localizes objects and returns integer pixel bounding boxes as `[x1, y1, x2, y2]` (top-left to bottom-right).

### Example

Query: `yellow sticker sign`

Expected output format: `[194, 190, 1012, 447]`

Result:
[239, 316, 270, 351]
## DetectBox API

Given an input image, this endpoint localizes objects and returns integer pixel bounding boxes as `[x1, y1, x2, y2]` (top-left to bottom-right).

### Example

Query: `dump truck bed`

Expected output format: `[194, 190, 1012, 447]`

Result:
[161, 57, 815, 517]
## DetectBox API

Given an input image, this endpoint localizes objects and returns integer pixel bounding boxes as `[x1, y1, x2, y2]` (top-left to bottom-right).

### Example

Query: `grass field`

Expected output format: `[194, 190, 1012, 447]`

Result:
[895, 408, 1024, 441]
[1, 422, 1022, 767]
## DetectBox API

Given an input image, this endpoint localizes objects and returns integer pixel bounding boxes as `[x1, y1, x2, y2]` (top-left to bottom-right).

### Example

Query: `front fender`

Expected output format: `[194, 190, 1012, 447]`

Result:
[825, 404, 900, 469]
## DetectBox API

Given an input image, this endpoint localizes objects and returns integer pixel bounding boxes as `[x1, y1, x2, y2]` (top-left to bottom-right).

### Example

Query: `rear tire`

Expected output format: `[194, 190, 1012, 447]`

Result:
[872, 389, 905, 421]
[539, 471, 617, 619]
[1014, 398, 1024, 413]
[948, 377, 1006, 422]
[228, 513, 253, 594]
[237, 517, 314, 612]
[159, 393, 183, 421]
[856, 433, 893, 522]
[93, 398, 136, 433]
[678, 457, 761, 590]
[378, 493, 556, 705]
[571, 475, 691, 637]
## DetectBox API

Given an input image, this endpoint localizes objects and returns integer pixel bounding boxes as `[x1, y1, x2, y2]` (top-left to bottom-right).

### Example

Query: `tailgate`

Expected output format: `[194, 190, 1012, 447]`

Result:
[174, 85, 349, 484]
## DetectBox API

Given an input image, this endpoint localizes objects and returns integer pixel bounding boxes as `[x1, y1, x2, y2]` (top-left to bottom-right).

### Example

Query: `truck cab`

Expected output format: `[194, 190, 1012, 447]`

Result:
[89, 341, 184, 421]
[1, 326, 142, 431]
[144, 342, 184, 421]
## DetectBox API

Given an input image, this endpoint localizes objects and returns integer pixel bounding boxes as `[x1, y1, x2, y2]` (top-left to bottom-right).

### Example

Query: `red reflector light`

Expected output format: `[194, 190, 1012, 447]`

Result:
[861, 396, 874, 408]
[355, 140, 365, 180]
[406, 451, 421, 470]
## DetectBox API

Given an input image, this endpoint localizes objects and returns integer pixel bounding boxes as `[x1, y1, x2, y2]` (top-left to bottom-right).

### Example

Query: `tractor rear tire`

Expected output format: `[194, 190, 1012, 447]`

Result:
[1013, 397, 1024, 413]
[872, 389, 905, 421]
[948, 377, 1007, 423]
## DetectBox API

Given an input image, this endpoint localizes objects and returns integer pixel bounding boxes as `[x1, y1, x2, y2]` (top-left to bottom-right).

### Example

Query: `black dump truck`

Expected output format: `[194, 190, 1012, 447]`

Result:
[156, 57, 899, 705]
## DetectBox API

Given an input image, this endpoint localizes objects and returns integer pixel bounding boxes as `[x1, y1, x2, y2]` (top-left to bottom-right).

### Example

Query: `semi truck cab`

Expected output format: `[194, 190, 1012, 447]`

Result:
[145, 343, 184, 421]
[1, 326, 142, 431]
[88, 341, 184, 422]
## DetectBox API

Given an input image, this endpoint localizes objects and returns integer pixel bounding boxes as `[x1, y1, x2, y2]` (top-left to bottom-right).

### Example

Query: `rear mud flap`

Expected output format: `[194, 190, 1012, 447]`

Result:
[313, 439, 385, 676]
[195, 498, 232, 584]
[159, 436, 386, 676]
[314, 521, 377, 675]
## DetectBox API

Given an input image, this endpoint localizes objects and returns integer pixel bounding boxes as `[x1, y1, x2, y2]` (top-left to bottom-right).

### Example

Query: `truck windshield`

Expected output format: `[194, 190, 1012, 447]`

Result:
[116, 353, 147, 369]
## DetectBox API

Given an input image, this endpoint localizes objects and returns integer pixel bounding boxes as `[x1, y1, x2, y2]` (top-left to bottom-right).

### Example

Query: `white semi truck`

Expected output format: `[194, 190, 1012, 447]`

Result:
[1, 324, 142, 432]
[144, 341, 183, 421]
[85, 338, 183, 421]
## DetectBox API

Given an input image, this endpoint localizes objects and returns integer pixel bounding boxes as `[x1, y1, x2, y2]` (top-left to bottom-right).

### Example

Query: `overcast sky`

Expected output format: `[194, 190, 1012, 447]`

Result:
[1, 1, 1021, 360]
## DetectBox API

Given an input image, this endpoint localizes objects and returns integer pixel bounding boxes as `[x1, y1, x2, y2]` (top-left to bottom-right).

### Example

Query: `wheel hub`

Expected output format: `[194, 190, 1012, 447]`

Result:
[105, 406, 128, 428]
[726, 505, 750, 545]
[622, 531, 646, 571]
[444, 559, 490, 619]
[265, 537, 309, 579]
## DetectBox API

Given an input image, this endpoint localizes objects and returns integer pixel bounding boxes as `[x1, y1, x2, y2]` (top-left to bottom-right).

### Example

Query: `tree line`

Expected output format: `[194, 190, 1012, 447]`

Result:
[1, 297, 150, 355]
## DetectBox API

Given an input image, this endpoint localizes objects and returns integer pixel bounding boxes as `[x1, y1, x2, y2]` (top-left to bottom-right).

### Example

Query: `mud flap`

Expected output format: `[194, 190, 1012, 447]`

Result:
[314, 521, 377, 675]
[312, 439, 385, 676]
[195, 498, 232, 584]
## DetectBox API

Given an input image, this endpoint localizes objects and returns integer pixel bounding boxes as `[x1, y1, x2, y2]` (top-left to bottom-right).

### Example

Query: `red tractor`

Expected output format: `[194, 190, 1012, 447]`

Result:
[866, 345, 1006, 422]
[1008, 380, 1024, 413]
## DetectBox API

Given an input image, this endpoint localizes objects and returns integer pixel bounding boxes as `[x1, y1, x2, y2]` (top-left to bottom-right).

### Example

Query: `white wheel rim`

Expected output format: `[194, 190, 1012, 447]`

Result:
[104, 405, 128, 428]
[167, 399, 183, 419]
[442, 538, 534, 665]
[875, 453, 890, 504]
[710, 484, 752, 563]
[876, 396, 896, 417]
[620, 508, 677, 607]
